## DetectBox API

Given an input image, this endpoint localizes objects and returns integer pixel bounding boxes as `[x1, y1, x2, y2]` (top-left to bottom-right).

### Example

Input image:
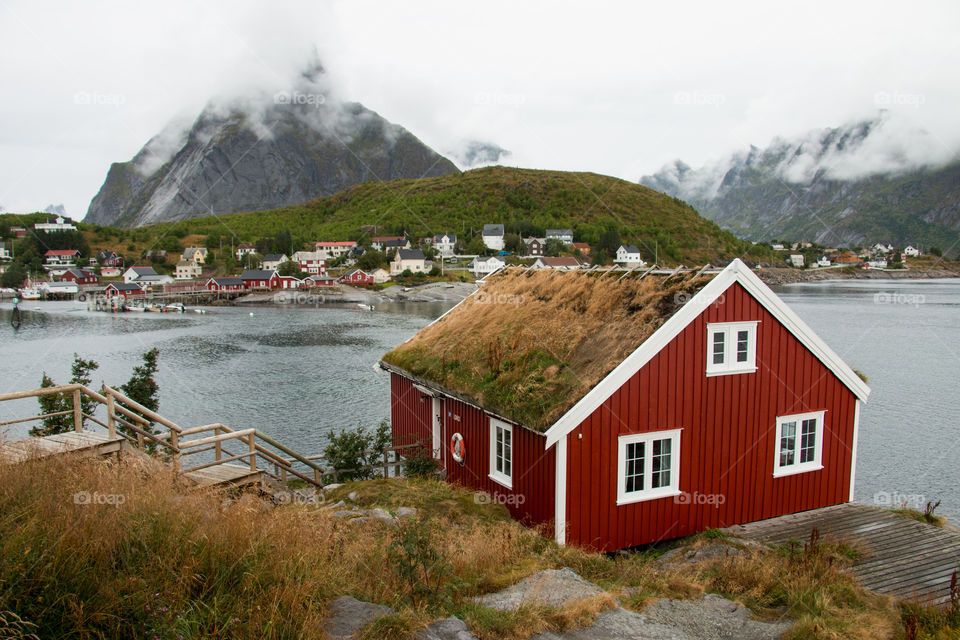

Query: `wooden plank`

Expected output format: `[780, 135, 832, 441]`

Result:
[724, 503, 960, 608]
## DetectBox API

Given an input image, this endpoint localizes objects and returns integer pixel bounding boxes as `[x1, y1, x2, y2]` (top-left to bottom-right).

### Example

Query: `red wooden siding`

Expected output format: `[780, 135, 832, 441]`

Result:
[390, 373, 555, 527]
[564, 282, 858, 551]
[390, 374, 434, 454]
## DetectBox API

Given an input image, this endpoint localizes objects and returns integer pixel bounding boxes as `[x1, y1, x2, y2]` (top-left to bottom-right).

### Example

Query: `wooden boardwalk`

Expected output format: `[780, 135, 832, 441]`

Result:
[725, 503, 960, 606]
[0, 430, 127, 464]
[184, 463, 263, 488]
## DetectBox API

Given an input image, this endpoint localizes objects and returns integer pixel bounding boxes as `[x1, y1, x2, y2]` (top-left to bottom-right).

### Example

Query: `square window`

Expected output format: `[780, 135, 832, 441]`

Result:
[774, 411, 825, 477]
[706, 322, 758, 376]
[617, 429, 682, 505]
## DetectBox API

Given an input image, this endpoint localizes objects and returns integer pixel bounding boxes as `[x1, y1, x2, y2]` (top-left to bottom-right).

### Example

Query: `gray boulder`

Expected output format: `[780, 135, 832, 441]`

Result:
[416, 616, 478, 640]
[643, 594, 792, 640]
[471, 568, 606, 611]
[323, 595, 396, 640]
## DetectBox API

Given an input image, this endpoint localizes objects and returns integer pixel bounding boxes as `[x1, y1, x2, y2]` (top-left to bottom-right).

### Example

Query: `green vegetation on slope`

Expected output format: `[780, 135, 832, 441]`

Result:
[74, 167, 769, 266]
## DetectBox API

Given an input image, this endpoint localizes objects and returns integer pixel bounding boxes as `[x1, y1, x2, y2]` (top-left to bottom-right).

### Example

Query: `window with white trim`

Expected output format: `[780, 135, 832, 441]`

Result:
[706, 321, 758, 376]
[616, 429, 682, 505]
[773, 411, 825, 477]
[489, 418, 513, 488]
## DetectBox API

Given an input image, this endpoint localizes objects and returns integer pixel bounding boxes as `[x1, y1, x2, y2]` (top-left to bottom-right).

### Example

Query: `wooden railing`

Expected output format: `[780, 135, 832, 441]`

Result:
[0, 384, 423, 489]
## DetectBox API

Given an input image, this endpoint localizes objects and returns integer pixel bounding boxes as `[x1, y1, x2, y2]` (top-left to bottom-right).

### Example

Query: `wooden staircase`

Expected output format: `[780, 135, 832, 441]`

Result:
[0, 383, 324, 491]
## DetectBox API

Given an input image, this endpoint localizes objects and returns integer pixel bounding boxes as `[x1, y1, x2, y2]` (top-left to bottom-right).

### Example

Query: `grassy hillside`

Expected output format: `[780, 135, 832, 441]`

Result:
[75, 167, 767, 266]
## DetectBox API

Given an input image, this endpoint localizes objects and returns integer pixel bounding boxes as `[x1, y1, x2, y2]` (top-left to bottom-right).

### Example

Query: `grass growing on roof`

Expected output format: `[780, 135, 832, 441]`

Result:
[382, 268, 714, 432]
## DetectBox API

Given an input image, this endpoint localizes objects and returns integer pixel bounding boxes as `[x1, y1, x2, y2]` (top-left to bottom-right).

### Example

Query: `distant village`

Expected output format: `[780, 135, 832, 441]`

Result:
[0, 216, 936, 299]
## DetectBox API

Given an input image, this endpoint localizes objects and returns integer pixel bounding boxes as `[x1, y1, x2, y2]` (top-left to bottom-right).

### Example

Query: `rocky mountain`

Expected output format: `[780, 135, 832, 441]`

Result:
[85, 67, 458, 228]
[641, 115, 960, 249]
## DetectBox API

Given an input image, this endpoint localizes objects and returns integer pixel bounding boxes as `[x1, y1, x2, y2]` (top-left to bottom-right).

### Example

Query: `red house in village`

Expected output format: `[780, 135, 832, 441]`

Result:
[339, 269, 375, 286]
[206, 277, 245, 292]
[381, 260, 870, 551]
[59, 268, 98, 285]
[240, 269, 275, 290]
[104, 282, 144, 298]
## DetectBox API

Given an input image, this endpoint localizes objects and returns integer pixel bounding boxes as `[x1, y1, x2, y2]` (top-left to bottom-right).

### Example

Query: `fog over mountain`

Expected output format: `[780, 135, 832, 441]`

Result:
[85, 59, 459, 227]
[641, 113, 960, 248]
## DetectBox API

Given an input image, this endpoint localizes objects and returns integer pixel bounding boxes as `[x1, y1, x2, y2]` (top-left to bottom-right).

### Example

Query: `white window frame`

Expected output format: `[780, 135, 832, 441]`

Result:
[616, 428, 682, 505]
[489, 417, 513, 489]
[773, 410, 825, 478]
[706, 321, 758, 376]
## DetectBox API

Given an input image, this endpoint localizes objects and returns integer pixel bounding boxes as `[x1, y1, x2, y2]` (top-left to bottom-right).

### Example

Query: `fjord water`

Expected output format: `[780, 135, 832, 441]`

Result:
[0, 279, 957, 521]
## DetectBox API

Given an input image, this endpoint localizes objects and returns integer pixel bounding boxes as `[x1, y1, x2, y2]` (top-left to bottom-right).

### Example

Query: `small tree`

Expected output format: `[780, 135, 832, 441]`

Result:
[119, 348, 160, 443]
[277, 260, 303, 277]
[323, 421, 391, 481]
[357, 250, 386, 271]
[31, 354, 99, 436]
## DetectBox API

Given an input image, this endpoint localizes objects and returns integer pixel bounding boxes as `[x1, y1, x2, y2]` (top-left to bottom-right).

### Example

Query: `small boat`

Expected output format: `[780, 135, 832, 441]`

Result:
[19, 287, 40, 300]
[164, 303, 185, 313]
[356, 303, 375, 311]
[124, 304, 146, 312]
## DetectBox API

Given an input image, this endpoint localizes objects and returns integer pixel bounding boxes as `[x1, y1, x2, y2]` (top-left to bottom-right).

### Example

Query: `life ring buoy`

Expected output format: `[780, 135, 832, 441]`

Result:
[450, 432, 465, 464]
[78, 293, 87, 302]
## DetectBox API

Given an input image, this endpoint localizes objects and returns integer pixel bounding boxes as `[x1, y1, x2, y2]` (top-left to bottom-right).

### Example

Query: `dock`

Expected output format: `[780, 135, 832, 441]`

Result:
[725, 502, 960, 607]
[0, 430, 127, 464]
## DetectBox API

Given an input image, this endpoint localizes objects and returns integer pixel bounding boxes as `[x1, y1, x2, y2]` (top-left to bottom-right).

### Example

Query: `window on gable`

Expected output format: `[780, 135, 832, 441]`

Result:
[489, 418, 513, 489]
[706, 322, 758, 376]
[616, 429, 682, 505]
[774, 411, 825, 477]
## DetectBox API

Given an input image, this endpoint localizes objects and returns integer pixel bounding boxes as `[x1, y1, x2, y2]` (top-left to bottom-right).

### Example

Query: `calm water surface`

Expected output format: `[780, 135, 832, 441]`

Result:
[0, 279, 957, 520]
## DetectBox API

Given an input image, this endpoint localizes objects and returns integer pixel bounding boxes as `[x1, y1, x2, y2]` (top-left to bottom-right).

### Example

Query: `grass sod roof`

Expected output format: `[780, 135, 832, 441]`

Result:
[381, 267, 716, 433]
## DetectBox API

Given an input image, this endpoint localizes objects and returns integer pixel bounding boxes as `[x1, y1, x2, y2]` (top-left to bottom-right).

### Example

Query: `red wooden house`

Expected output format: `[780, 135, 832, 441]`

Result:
[339, 269, 375, 286]
[206, 277, 245, 292]
[59, 268, 98, 285]
[240, 269, 275, 290]
[104, 282, 144, 298]
[381, 260, 870, 551]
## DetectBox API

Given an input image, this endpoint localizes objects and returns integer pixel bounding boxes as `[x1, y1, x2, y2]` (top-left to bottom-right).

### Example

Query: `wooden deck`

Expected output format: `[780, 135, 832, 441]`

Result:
[183, 463, 263, 488]
[725, 503, 960, 606]
[0, 430, 127, 463]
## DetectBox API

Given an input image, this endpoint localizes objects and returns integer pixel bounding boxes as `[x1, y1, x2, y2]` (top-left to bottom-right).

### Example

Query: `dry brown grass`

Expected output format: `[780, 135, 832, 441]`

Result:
[383, 268, 714, 431]
[0, 453, 927, 639]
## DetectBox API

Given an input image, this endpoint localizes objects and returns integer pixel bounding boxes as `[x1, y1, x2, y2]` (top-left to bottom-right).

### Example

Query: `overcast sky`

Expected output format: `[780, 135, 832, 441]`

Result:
[1, 0, 958, 219]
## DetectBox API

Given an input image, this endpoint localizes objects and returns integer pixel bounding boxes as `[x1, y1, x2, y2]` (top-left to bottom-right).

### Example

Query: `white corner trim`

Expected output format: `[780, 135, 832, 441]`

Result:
[555, 437, 567, 546]
[543, 259, 870, 449]
[849, 399, 861, 502]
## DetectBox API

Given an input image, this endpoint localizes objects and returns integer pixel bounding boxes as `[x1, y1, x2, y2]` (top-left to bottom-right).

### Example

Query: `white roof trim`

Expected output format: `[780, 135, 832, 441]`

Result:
[543, 258, 869, 449]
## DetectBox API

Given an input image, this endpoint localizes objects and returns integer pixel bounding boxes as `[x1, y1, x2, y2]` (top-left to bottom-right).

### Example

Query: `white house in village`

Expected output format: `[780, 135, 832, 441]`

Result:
[482, 224, 505, 251]
[771, 243, 785, 251]
[123, 266, 173, 286]
[866, 257, 888, 269]
[34, 216, 77, 233]
[470, 256, 506, 277]
[433, 234, 457, 257]
[315, 241, 357, 260]
[175, 260, 202, 280]
[871, 243, 893, 254]
[788, 254, 805, 268]
[236, 244, 257, 261]
[0, 242, 10, 261]
[817, 256, 832, 267]
[903, 245, 922, 257]
[391, 249, 427, 275]
[545, 229, 574, 245]
[614, 245, 645, 267]
[371, 268, 392, 284]
[262, 253, 289, 271]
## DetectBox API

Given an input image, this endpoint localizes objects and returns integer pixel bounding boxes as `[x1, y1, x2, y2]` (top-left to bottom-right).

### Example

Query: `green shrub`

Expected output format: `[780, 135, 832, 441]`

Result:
[323, 421, 391, 481]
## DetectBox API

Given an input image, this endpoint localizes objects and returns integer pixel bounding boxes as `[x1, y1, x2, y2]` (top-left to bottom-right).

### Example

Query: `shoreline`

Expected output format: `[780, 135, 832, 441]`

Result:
[755, 266, 960, 286]
[231, 281, 477, 307]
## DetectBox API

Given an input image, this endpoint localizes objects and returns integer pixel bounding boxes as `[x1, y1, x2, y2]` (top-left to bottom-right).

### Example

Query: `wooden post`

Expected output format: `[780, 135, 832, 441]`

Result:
[105, 392, 117, 439]
[214, 426, 222, 461]
[248, 434, 256, 471]
[72, 388, 82, 432]
[382, 449, 388, 479]
[169, 429, 180, 472]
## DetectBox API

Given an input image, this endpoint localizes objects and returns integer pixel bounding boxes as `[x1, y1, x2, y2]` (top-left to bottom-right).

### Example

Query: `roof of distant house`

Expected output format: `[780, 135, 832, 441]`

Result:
[396, 248, 426, 260]
[240, 269, 276, 279]
[536, 257, 581, 268]
[262, 253, 286, 262]
[619, 245, 641, 254]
